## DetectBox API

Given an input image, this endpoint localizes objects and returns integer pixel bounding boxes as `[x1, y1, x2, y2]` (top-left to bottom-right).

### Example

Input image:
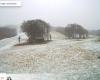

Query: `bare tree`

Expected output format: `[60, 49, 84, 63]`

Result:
[21, 19, 51, 43]
[65, 24, 88, 39]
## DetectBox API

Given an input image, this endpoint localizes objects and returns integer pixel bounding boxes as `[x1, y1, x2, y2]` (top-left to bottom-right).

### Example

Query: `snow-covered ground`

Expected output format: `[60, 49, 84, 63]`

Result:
[0, 33, 28, 51]
[0, 37, 17, 51]
[76, 37, 100, 55]
[0, 32, 100, 80]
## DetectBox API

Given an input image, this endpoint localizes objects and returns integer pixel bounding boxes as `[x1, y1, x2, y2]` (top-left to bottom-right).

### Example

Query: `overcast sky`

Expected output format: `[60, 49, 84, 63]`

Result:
[0, 0, 100, 30]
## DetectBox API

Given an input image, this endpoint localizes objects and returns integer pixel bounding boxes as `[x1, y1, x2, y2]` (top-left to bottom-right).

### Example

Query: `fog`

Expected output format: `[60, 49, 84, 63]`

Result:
[0, 0, 100, 30]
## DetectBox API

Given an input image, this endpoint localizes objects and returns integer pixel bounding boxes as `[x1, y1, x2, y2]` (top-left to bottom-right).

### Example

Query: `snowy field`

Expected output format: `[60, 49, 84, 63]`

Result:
[0, 31, 100, 80]
[77, 37, 100, 55]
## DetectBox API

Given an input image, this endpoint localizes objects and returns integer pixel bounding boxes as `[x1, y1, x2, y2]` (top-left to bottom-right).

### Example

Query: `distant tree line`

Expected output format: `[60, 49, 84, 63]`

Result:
[97, 30, 100, 36]
[88, 30, 100, 36]
[50, 24, 88, 39]
[51, 27, 65, 35]
[21, 19, 89, 42]
[0, 27, 17, 40]
[0, 20, 89, 42]
[65, 24, 88, 39]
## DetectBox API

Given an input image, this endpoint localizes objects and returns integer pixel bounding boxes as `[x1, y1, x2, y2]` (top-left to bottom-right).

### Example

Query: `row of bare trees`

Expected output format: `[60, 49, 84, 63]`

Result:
[21, 19, 89, 43]
[65, 24, 88, 39]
